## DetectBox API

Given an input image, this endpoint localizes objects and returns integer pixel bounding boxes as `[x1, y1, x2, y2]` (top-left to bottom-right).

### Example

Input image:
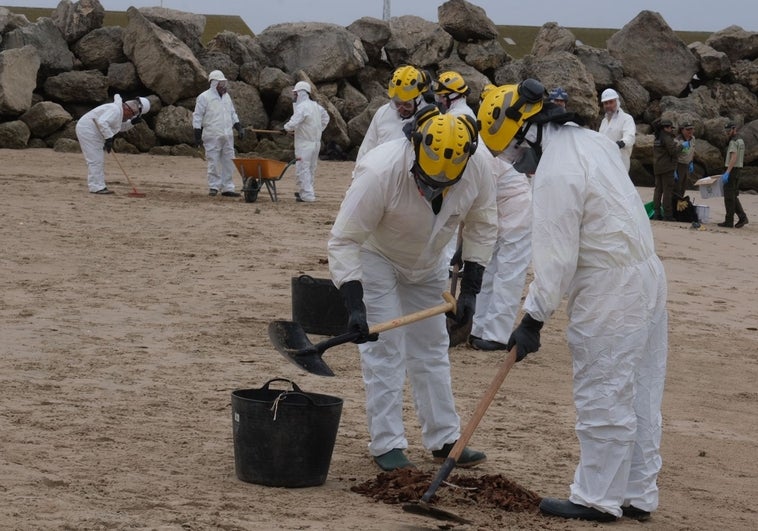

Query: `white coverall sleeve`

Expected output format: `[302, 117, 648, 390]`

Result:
[328, 166, 388, 287]
[621, 112, 636, 148]
[461, 151, 498, 266]
[192, 93, 207, 130]
[356, 117, 380, 162]
[93, 104, 125, 139]
[229, 97, 240, 125]
[522, 154, 584, 323]
[283, 103, 306, 132]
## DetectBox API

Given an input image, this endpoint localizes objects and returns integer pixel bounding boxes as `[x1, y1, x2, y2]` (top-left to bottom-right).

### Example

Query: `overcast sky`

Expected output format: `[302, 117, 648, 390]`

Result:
[4, 1, 757, 33]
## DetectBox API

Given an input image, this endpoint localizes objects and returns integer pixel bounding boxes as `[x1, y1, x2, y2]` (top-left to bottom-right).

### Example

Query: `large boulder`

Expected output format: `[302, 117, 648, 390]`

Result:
[107, 62, 142, 92]
[437, 0, 498, 42]
[51, 0, 105, 44]
[575, 44, 624, 91]
[72, 26, 127, 72]
[0, 7, 31, 33]
[43, 70, 109, 104]
[531, 22, 575, 57]
[705, 25, 758, 63]
[607, 10, 698, 97]
[19, 101, 72, 137]
[258, 23, 368, 83]
[206, 31, 267, 66]
[347, 96, 385, 148]
[732, 59, 758, 93]
[257, 67, 294, 98]
[228, 81, 268, 130]
[385, 16, 454, 68]
[197, 51, 239, 82]
[709, 80, 758, 122]
[0, 120, 30, 148]
[153, 105, 194, 145]
[1, 17, 75, 83]
[121, 121, 158, 152]
[614, 77, 650, 119]
[346, 17, 391, 65]
[519, 52, 598, 125]
[457, 39, 510, 73]
[139, 7, 206, 55]
[0, 46, 40, 117]
[689, 41, 731, 80]
[122, 6, 206, 105]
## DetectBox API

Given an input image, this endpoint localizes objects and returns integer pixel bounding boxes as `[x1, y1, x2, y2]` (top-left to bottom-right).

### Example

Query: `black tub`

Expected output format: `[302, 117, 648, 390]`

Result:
[231, 378, 343, 487]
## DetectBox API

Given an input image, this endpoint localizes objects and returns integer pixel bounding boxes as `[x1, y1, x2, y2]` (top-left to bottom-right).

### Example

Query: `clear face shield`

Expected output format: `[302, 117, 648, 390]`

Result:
[391, 97, 417, 119]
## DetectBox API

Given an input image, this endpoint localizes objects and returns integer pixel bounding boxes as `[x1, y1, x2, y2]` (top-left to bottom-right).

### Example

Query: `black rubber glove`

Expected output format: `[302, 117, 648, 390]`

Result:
[506, 314, 544, 362]
[234, 122, 245, 139]
[616, 140, 625, 148]
[339, 280, 377, 344]
[449, 245, 462, 269]
[446, 260, 484, 330]
[130, 116, 143, 126]
[194, 128, 203, 148]
[103, 137, 114, 153]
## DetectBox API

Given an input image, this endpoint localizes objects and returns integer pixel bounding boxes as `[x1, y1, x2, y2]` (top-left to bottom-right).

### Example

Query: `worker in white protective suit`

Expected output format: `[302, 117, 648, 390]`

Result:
[467, 84, 537, 351]
[479, 80, 668, 523]
[598, 88, 636, 173]
[283, 81, 329, 202]
[328, 106, 498, 472]
[434, 71, 477, 285]
[75, 95, 151, 194]
[355, 65, 427, 162]
[193, 70, 244, 197]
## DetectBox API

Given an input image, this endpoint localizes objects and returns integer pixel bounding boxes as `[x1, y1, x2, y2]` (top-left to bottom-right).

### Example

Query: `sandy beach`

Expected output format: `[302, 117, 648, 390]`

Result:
[1, 148, 757, 530]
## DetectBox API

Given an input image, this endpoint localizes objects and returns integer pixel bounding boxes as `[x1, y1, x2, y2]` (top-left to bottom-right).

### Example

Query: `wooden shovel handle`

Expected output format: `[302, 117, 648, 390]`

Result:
[250, 128, 286, 135]
[449, 348, 517, 460]
[369, 292, 456, 335]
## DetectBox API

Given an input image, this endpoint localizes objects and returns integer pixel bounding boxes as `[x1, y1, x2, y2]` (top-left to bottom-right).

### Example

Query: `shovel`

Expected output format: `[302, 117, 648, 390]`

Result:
[269, 292, 457, 377]
[403, 347, 518, 523]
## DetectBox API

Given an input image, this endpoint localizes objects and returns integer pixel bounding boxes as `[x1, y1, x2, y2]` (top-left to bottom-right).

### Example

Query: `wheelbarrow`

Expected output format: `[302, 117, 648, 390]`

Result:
[232, 157, 297, 203]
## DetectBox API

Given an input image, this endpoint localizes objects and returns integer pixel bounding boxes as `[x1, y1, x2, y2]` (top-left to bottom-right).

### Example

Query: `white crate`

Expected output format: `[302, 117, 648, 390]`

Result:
[698, 178, 724, 199]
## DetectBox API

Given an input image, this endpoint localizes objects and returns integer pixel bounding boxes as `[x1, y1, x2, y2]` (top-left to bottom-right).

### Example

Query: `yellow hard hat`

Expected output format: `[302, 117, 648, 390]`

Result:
[388, 65, 424, 102]
[412, 107, 478, 187]
[435, 70, 469, 95]
[477, 80, 545, 153]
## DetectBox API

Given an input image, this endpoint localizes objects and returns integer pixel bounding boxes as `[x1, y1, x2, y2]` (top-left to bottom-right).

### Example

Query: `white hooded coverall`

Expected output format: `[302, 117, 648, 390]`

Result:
[75, 94, 135, 192]
[328, 138, 497, 456]
[192, 80, 240, 193]
[355, 101, 415, 163]
[284, 90, 329, 202]
[470, 155, 532, 344]
[440, 97, 478, 267]
[598, 106, 636, 172]
[524, 122, 668, 516]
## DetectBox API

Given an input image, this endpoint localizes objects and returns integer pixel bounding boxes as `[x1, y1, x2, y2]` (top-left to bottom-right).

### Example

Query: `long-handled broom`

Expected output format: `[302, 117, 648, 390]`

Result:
[111, 151, 146, 197]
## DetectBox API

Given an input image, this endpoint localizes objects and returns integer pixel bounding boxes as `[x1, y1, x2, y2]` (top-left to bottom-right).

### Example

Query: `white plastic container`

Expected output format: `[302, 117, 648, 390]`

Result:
[695, 204, 710, 223]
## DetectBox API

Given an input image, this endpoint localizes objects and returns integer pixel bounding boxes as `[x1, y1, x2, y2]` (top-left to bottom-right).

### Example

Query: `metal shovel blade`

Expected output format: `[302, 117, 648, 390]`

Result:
[402, 500, 470, 524]
[268, 320, 361, 377]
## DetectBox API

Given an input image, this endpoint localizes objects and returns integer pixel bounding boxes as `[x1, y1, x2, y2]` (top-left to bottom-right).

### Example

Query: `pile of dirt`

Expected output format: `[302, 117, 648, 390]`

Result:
[351, 468, 541, 513]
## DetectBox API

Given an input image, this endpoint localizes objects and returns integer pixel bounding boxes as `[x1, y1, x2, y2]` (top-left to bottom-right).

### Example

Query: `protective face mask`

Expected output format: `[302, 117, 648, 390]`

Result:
[512, 146, 542, 175]
[413, 169, 444, 202]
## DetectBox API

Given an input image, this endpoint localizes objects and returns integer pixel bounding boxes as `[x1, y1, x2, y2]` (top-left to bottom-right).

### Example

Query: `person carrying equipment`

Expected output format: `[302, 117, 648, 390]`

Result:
[355, 65, 428, 162]
[479, 80, 668, 523]
[283, 81, 330, 202]
[328, 106, 497, 472]
[75, 95, 151, 194]
[193, 70, 244, 197]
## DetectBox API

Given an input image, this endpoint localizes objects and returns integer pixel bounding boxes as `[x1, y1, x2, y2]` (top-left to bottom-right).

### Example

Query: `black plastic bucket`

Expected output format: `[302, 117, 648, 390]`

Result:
[231, 378, 343, 488]
[291, 275, 348, 336]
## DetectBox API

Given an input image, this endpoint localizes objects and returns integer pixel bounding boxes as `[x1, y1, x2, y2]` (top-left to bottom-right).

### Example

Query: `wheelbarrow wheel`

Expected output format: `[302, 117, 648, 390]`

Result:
[243, 177, 260, 203]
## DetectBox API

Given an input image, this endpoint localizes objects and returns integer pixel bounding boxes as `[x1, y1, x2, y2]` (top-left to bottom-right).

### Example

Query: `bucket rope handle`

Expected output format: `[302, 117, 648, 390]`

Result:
[270, 392, 318, 421]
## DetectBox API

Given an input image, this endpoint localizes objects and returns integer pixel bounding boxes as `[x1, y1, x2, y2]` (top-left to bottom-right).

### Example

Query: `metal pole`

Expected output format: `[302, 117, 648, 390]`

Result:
[383, 0, 390, 21]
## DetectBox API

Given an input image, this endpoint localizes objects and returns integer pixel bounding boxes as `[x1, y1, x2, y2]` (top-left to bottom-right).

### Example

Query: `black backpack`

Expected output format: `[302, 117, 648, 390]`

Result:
[672, 193, 699, 223]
